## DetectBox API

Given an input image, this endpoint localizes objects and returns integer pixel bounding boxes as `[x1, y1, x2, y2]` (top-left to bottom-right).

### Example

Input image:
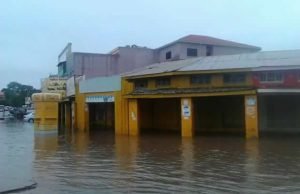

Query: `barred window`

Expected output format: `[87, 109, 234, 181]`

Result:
[190, 75, 211, 84]
[166, 51, 172, 60]
[187, 48, 198, 57]
[156, 78, 171, 87]
[260, 72, 283, 82]
[134, 80, 148, 89]
[223, 73, 246, 84]
[206, 45, 213, 56]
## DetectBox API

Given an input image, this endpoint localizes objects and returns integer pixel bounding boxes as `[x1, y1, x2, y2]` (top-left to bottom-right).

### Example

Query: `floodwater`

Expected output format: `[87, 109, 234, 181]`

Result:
[1, 121, 300, 193]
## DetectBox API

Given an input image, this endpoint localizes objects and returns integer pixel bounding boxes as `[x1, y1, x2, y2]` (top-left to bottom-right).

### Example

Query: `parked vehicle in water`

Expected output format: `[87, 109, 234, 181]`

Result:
[24, 112, 34, 123]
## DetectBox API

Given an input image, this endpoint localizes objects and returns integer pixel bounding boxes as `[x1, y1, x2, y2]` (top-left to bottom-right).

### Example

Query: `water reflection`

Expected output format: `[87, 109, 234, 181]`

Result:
[2, 122, 300, 193]
[34, 134, 58, 159]
[115, 135, 139, 171]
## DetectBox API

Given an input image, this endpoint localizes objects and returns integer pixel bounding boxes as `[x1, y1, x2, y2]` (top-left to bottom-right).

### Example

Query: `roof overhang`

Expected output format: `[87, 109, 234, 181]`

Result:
[125, 88, 256, 98]
[257, 89, 300, 94]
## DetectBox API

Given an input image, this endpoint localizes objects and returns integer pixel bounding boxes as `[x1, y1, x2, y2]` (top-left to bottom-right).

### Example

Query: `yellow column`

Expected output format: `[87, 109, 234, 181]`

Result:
[75, 91, 87, 132]
[65, 103, 71, 130]
[85, 103, 90, 132]
[128, 99, 139, 136]
[181, 98, 194, 137]
[245, 95, 259, 139]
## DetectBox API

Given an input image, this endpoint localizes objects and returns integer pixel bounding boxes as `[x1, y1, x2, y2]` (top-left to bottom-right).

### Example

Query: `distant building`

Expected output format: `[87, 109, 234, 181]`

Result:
[155, 35, 260, 62]
[0, 91, 5, 101]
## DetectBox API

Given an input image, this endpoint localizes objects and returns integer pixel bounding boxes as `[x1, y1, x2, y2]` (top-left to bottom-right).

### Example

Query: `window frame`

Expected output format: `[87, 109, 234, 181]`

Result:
[134, 80, 148, 89]
[190, 74, 211, 85]
[187, 48, 198, 57]
[165, 51, 172, 60]
[223, 73, 246, 84]
[155, 77, 171, 88]
[206, 45, 213, 56]
[259, 72, 283, 83]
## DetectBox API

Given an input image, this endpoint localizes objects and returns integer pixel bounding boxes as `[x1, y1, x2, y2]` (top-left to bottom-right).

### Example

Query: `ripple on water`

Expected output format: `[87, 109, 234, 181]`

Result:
[1, 123, 300, 193]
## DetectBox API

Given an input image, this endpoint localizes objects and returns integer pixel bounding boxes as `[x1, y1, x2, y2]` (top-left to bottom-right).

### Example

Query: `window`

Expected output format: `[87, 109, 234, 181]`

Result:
[156, 78, 171, 87]
[223, 73, 246, 84]
[259, 72, 283, 82]
[187, 48, 198, 57]
[190, 75, 211, 84]
[206, 45, 213, 56]
[166, 51, 172, 60]
[134, 80, 148, 89]
[62, 63, 67, 74]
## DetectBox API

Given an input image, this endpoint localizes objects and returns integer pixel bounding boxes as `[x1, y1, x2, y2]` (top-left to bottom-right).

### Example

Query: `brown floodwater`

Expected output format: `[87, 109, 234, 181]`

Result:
[1, 121, 300, 193]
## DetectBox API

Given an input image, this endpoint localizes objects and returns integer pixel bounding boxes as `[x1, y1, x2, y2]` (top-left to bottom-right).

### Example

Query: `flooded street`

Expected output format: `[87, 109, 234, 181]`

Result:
[1, 121, 300, 193]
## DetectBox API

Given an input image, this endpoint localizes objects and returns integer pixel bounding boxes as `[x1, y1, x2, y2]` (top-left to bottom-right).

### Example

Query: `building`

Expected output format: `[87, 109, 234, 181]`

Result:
[57, 35, 260, 133]
[120, 50, 300, 138]
[155, 35, 260, 62]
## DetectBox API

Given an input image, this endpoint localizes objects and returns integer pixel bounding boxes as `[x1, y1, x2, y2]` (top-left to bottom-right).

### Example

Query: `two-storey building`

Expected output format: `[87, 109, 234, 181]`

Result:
[71, 35, 260, 133]
[120, 50, 300, 138]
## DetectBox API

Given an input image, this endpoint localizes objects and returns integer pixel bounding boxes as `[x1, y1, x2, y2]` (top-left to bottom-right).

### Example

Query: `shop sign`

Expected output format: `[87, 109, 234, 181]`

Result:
[41, 76, 67, 96]
[86, 95, 114, 103]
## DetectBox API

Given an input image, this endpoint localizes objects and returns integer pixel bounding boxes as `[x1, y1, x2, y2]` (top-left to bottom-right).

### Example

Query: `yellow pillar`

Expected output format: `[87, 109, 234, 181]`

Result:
[245, 95, 259, 139]
[65, 103, 71, 130]
[75, 90, 87, 132]
[181, 98, 194, 137]
[128, 99, 139, 136]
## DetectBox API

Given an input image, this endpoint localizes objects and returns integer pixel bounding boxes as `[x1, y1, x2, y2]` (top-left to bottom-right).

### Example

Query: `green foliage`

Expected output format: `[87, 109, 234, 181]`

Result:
[1, 82, 40, 107]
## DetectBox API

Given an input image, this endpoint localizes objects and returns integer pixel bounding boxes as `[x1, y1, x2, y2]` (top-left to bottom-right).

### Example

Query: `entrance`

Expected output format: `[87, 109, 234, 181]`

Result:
[139, 98, 181, 134]
[88, 102, 115, 131]
[259, 94, 300, 134]
[194, 95, 245, 135]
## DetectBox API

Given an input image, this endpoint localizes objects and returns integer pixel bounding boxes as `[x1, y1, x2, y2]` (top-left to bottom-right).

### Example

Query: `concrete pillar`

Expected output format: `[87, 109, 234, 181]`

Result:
[128, 99, 139, 136]
[181, 98, 194, 137]
[245, 95, 259, 139]
[65, 103, 71, 130]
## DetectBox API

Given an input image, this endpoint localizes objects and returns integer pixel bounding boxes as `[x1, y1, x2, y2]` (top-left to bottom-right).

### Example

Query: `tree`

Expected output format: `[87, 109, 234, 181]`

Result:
[1, 82, 40, 107]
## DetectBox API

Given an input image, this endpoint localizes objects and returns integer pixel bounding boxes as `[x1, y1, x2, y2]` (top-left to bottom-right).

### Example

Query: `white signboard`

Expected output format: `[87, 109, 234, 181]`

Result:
[182, 105, 191, 118]
[246, 97, 256, 106]
[86, 96, 114, 103]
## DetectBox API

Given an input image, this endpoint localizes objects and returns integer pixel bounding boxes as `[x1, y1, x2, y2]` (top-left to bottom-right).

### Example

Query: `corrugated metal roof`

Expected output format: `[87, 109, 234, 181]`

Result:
[157, 35, 261, 50]
[123, 50, 300, 78]
[122, 57, 202, 77]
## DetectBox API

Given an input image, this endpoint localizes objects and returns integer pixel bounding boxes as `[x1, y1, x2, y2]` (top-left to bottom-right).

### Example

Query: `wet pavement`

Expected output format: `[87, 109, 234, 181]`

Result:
[1, 121, 300, 193]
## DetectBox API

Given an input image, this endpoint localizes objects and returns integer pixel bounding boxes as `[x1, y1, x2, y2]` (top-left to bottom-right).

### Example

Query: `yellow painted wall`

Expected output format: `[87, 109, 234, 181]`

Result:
[124, 72, 253, 95]
[32, 93, 61, 131]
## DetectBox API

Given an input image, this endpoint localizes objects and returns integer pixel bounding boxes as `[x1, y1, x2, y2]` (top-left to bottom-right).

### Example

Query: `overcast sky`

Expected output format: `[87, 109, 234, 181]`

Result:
[0, 0, 299, 89]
